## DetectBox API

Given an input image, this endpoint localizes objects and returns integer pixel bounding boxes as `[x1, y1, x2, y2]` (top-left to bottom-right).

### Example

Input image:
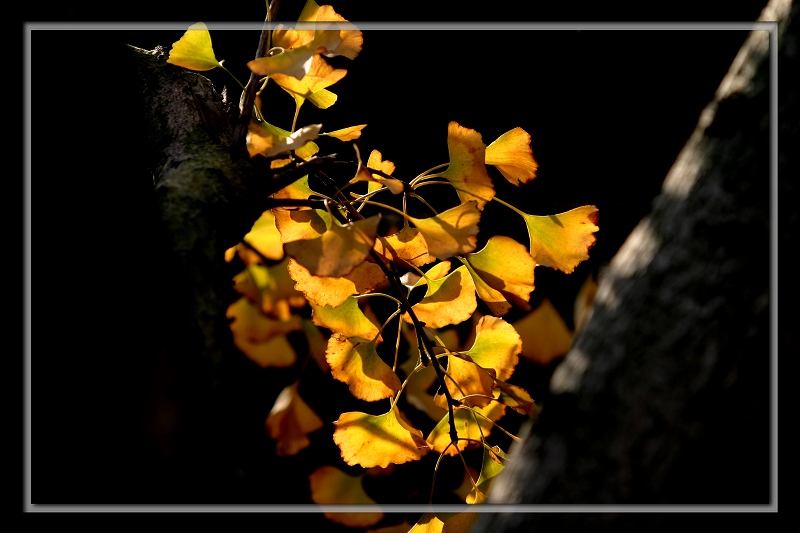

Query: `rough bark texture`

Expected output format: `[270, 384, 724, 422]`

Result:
[472, 1, 792, 529]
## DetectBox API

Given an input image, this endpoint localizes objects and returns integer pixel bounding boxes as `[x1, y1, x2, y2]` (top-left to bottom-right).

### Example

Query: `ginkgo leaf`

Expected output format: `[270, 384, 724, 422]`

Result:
[512, 297, 572, 365]
[166, 22, 221, 71]
[408, 201, 481, 260]
[485, 127, 538, 186]
[232, 259, 306, 321]
[326, 334, 401, 401]
[402, 264, 477, 329]
[439, 122, 495, 209]
[374, 227, 437, 269]
[227, 296, 303, 342]
[426, 400, 506, 455]
[271, 53, 348, 103]
[466, 445, 507, 504]
[265, 382, 325, 456]
[309, 466, 383, 527]
[247, 122, 322, 159]
[271, 175, 319, 202]
[333, 407, 429, 467]
[435, 353, 496, 409]
[322, 124, 367, 141]
[311, 297, 381, 341]
[493, 380, 535, 415]
[225, 209, 285, 265]
[350, 147, 405, 195]
[275, 208, 381, 277]
[288, 258, 387, 308]
[465, 235, 535, 312]
[461, 315, 522, 382]
[523, 205, 600, 273]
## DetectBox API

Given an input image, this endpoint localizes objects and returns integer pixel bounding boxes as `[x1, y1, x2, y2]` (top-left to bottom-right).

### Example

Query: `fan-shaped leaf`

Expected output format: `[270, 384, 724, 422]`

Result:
[311, 297, 382, 341]
[522, 205, 599, 273]
[408, 201, 481, 260]
[439, 122, 495, 209]
[333, 407, 429, 467]
[463, 235, 536, 315]
[326, 334, 401, 401]
[166, 22, 221, 71]
[402, 264, 477, 329]
[266, 382, 324, 456]
[374, 226, 437, 269]
[512, 297, 572, 365]
[309, 466, 383, 527]
[461, 315, 521, 382]
[426, 400, 506, 455]
[288, 258, 387, 308]
[485, 127, 538, 186]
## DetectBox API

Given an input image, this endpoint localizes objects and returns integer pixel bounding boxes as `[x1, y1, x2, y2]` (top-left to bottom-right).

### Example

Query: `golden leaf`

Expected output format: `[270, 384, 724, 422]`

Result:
[435, 353, 496, 409]
[461, 315, 522, 382]
[310, 297, 381, 341]
[408, 201, 481, 260]
[333, 407, 429, 467]
[374, 226, 437, 269]
[309, 465, 383, 527]
[463, 235, 536, 315]
[247, 122, 321, 159]
[485, 127, 538, 186]
[326, 334, 401, 402]
[288, 258, 387, 308]
[265, 382, 324, 456]
[426, 400, 506, 455]
[440, 122, 495, 209]
[523, 205, 599, 273]
[350, 148, 405, 195]
[402, 264, 477, 329]
[323, 124, 367, 141]
[466, 445, 507, 504]
[512, 297, 573, 365]
[225, 210, 285, 265]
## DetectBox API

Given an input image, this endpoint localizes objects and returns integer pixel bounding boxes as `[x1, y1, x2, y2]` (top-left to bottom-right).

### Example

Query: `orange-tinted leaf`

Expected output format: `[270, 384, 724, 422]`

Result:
[439, 122, 495, 209]
[485, 127, 538, 186]
[351, 147, 405, 195]
[311, 297, 382, 341]
[326, 334, 401, 402]
[461, 315, 522, 382]
[426, 400, 506, 455]
[275, 208, 381, 277]
[374, 227, 437, 269]
[402, 264, 477, 329]
[309, 466, 383, 527]
[265, 382, 325, 456]
[494, 380, 535, 415]
[271, 175, 320, 202]
[271, 53, 347, 101]
[232, 259, 306, 321]
[166, 22, 221, 71]
[464, 235, 536, 315]
[288, 258, 387, 307]
[512, 297, 573, 365]
[333, 407, 429, 467]
[523, 205, 599, 273]
[408, 513, 444, 533]
[435, 353, 496, 409]
[226, 296, 303, 342]
[408, 201, 481, 260]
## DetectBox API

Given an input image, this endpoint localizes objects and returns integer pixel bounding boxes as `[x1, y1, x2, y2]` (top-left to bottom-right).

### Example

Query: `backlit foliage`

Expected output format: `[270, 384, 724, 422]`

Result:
[164, 1, 599, 528]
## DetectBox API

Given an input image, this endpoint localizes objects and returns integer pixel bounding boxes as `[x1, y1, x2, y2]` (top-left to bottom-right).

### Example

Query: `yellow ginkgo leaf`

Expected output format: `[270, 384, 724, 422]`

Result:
[247, 122, 321, 159]
[309, 466, 383, 527]
[310, 297, 381, 341]
[271, 175, 319, 202]
[275, 208, 381, 277]
[234, 334, 297, 368]
[333, 407, 429, 468]
[288, 258, 387, 308]
[485, 127, 539, 186]
[461, 315, 522, 382]
[408, 201, 481, 260]
[374, 227, 437, 269]
[462, 235, 536, 315]
[232, 259, 306, 321]
[323, 124, 367, 141]
[404, 364, 446, 421]
[350, 147, 405, 195]
[265, 382, 324, 456]
[523, 205, 600, 273]
[402, 264, 477, 329]
[271, 53, 348, 102]
[166, 22, 221, 71]
[439, 122, 495, 209]
[426, 400, 506, 455]
[435, 353, 496, 409]
[226, 296, 303, 343]
[225, 209, 285, 265]
[512, 297, 573, 365]
[326, 334, 401, 402]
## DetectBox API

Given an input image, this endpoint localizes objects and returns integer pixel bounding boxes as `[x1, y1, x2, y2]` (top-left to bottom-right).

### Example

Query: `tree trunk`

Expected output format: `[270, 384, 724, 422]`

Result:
[473, 0, 792, 529]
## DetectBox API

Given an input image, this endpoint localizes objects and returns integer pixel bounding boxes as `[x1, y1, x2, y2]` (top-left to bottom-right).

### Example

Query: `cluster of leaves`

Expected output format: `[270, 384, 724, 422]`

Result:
[165, 2, 599, 529]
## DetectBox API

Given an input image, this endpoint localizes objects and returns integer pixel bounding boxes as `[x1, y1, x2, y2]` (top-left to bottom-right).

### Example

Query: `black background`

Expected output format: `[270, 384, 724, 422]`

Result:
[26, 0, 775, 519]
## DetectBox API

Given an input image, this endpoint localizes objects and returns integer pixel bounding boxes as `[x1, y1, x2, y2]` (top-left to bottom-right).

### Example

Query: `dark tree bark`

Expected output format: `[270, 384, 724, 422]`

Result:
[471, 0, 793, 529]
